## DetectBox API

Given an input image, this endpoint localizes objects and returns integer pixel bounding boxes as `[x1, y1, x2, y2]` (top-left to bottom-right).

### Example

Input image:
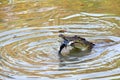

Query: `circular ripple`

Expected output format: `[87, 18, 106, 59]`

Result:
[0, 13, 120, 80]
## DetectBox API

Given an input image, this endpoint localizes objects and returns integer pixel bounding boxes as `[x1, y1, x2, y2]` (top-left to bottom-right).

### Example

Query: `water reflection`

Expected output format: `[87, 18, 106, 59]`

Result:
[0, 0, 120, 80]
[0, 23, 120, 79]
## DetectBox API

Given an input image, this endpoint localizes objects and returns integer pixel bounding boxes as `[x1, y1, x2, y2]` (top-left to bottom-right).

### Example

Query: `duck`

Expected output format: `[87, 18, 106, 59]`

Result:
[58, 34, 95, 56]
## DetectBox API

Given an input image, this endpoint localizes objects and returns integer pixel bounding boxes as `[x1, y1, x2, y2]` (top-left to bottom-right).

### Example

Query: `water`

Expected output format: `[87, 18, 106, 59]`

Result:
[0, 0, 120, 80]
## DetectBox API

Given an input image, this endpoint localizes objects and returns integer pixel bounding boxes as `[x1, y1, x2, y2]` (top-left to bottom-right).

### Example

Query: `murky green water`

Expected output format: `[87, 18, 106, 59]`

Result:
[0, 0, 120, 80]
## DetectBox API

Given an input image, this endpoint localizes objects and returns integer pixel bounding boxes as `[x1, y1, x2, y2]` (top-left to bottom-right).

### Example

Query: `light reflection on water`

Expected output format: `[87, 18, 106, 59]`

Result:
[0, 1, 120, 80]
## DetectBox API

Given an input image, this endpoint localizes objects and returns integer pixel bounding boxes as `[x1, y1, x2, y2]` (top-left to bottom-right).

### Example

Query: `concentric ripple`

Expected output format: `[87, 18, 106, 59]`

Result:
[0, 13, 120, 80]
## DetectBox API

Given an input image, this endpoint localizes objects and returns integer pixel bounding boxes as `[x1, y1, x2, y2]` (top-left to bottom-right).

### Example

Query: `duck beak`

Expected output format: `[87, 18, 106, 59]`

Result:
[58, 43, 66, 55]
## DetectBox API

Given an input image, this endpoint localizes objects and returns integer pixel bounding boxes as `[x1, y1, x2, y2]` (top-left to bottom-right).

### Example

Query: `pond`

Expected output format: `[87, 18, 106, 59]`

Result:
[0, 0, 120, 80]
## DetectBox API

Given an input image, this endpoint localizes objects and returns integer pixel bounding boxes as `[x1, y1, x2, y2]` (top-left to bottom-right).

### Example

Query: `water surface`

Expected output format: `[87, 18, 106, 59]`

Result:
[0, 0, 120, 80]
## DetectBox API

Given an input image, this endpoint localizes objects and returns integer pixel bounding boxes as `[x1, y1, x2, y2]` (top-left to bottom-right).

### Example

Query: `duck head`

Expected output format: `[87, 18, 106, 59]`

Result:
[58, 39, 74, 55]
[58, 34, 95, 55]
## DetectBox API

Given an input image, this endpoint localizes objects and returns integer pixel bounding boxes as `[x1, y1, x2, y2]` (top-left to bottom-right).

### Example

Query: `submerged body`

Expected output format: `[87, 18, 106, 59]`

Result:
[58, 34, 95, 55]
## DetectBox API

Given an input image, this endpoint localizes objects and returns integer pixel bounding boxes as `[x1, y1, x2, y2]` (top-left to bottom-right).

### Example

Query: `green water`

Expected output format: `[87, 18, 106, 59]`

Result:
[0, 0, 120, 80]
